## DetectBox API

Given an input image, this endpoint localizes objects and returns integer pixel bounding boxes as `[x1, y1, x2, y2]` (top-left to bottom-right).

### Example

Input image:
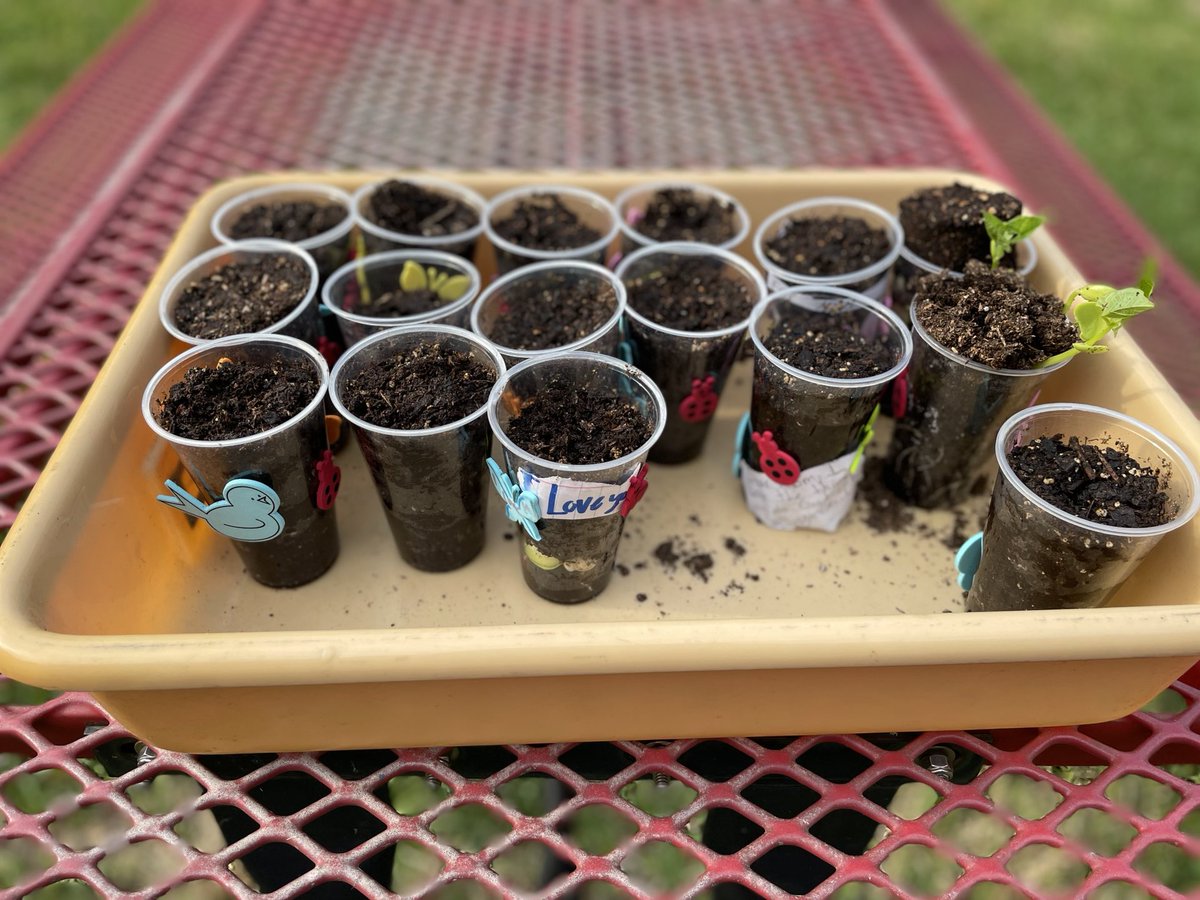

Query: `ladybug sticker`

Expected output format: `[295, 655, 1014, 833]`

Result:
[679, 375, 719, 423]
[619, 465, 649, 517]
[891, 368, 908, 421]
[751, 430, 800, 485]
[314, 450, 341, 510]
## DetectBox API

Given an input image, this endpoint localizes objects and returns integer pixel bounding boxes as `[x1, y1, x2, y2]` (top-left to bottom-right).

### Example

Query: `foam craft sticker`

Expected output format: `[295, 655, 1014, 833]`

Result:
[849, 404, 881, 475]
[751, 430, 800, 485]
[516, 467, 639, 522]
[739, 451, 863, 532]
[679, 375, 718, 423]
[606, 250, 624, 270]
[324, 414, 343, 447]
[157, 477, 285, 542]
[733, 411, 752, 477]
[619, 465, 649, 517]
[617, 340, 635, 364]
[955, 531, 984, 591]
[891, 368, 909, 420]
[486, 459, 542, 541]
[316, 335, 343, 368]
[314, 450, 341, 510]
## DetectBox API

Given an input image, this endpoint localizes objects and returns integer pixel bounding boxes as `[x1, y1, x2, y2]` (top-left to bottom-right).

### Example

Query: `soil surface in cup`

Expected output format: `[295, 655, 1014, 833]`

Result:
[172, 254, 310, 340]
[486, 271, 617, 351]
[899, 183, 1022, 270]
[493, 194, 602, 251]
[367, 180, 479, 237]
[504, 373, 652, 465]
[340, 341, 494, 430]
[155, 358, 318, 440]
[764, 307, 897, 378]
[915, 261, 1078, 369]
[763, 215, 890, 277]
[630, 188, 739, 245]
[626, 255, 754, 330]
[228, 200, 347, 243]
[1008, 434, 1171, 528]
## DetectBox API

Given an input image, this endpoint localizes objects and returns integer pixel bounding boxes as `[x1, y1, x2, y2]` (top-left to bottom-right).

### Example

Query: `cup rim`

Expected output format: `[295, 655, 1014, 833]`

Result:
[483, 184, 620, 262]
[210, 182, 355, 251]
[488, 350, 668, 476]
[159, 239, 320, 346]
[996, 402, 1200, 538]
[142, 333, 330, 450]
[748, 286, 913, 389]
[352, 176, 487, 248]
[614, 180, 752, 251]
[752, 196, 905, 287]
[321, 249, 482, 328]
[470, 259, 628, 359]
[898, 238, 1039, 279]
[328, 323, 507, 437]
[910, 292, 1073, 378]
[615, 240, 765, 339]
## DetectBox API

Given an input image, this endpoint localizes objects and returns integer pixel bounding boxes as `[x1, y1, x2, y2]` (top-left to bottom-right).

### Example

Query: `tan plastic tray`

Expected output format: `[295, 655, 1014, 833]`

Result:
[2, 169, 1198, 753]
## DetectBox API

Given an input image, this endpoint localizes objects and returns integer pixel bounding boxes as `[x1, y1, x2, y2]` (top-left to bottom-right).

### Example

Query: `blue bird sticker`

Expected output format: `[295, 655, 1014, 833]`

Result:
[955, 531, 984, 591]
[157, 478, 285, 542]
[486, 459, 542, 541]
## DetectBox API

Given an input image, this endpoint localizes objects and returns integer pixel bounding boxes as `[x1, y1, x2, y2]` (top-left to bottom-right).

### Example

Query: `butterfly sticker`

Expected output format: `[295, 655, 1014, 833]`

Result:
[955, 531, 984, 591]
[486, 459, 542, 541]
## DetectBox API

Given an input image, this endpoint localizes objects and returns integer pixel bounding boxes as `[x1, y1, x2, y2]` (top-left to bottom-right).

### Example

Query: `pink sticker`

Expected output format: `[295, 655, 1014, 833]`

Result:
[679, 375, 718, 423]
[891, 368, 909, 420]
[752, 430, 800, 486]
[619, 464, 649, 517]
[315, 450, 341, 510]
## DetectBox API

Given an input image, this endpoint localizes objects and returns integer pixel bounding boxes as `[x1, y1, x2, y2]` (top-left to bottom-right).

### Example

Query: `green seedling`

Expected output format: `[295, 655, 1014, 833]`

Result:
[983, 211, 1045, 269]
[1040, 276, 1155, 368]
[398, 259, 471, 300]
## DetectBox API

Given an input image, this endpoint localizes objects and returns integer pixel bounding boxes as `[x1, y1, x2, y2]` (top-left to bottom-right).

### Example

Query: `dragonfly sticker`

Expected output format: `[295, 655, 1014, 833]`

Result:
[157, 478, 285, 542]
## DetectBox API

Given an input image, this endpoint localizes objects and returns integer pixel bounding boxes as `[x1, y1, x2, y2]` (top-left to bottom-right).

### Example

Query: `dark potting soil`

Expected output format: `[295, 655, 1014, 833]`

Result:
[625, 255, 753, 331]
[914, 261, 1078, 369]
[504, 373, 652, 465]
[486, 271, 617, 351]
[228, 200, 347, 243]
[520, 515, 626, 603]
[1007, 435, 1170, 528]
[763, 215, 890, 277]
[493, 194, 603, 251]
[359, 288, 443, 318]
[764, 307, 897, 379]
[173, 253, 310, 340]
[156, 357, 319, 441]
[341, 341, 495, 430]
[631, 188, 739, 245]
[899, 183, 1022, 271]
[367, 180, 479, 236]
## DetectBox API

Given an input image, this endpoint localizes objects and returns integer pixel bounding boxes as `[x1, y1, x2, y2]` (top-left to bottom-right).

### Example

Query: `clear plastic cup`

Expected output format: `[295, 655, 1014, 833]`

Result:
[329, 324, 505, 572]
[745, 287, 911, 473]
[159, 240, 321, 347]
[488, 352, 667, 604]
[884, 301, 1070, 509]
[892, 239, 1039, 325]
[484, 185, 620, 275]
[967, 403, 1200, 612]
[321, 250, 482, 346]
[470, 260, 626, 368]
[352, 176, 486, 259]
[614, 180, 751, 256]
[752, 197, 904, 302]
[210, 182, 354, 280]
[142, 334, 339, 588]
[616, 242, 765, 464]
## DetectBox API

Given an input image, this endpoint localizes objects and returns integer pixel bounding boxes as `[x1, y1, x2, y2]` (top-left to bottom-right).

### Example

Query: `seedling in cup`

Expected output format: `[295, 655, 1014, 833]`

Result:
[983, 211, 1044, 270]
[1040, 278, 1155, 367]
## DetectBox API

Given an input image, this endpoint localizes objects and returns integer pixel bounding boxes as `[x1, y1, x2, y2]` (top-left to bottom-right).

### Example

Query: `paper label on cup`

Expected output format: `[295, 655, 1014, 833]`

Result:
[518, 468, 637, 520]
[739, 451, 862, 532]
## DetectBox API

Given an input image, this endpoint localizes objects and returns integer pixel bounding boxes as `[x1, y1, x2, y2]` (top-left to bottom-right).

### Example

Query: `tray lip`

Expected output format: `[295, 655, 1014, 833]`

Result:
[3, 167, 1200, 693]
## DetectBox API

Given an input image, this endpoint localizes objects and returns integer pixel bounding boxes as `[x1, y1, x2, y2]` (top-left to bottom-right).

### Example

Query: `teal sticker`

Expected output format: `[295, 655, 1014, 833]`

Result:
[157, 478, 284, 542]
[732, 411, 751, 478]
[486, 459, 542, 541]
[955, 531, 984, 591]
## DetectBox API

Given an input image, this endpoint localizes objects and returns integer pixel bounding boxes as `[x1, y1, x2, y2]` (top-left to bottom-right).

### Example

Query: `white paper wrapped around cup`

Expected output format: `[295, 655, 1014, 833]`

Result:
[518, 467, 639, 520]
[738, 450, 863, 532]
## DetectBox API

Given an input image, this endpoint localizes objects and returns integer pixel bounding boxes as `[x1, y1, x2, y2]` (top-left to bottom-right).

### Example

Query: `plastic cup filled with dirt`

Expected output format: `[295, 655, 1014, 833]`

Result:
[885, 262, 1078, 509]
[210, 182, 354, 280]
[470, 260, 626, 367]
[893, 182, 1038, 323]
[159, 239, 321, 347]
[487, 352, 666, 604]
[484, 185, 619, 274]
[964, 403, 1199, 613]
[352, 176, 486, 259]
[142, 334, 340, 588]
[329, 325, 505, 572]
[322, 250, 481, 346]
[614, 181, 750, 257]
[616, 242, 764, 464]
[740, 287, 911, 531]
[752, 197, 903, 302]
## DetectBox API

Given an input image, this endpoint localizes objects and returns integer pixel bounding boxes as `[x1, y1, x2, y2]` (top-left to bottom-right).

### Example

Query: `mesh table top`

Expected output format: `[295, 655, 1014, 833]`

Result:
[0, 1, 1197, 897]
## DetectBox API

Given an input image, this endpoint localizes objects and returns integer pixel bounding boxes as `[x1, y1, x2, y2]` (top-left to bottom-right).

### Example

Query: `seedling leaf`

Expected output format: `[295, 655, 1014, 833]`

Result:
[1137, 259, 1157, 298]
[983, 212, 1045, 269]
[1040, 282, 1154, 367]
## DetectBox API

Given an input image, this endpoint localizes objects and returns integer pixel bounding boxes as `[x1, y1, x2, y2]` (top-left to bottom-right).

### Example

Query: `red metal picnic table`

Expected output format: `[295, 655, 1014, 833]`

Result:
[1, 1, 1198, 896]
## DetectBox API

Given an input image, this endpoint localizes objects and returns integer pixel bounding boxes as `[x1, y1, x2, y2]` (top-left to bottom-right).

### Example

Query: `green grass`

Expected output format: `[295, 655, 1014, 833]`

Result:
[944, 0, 1200, 279]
